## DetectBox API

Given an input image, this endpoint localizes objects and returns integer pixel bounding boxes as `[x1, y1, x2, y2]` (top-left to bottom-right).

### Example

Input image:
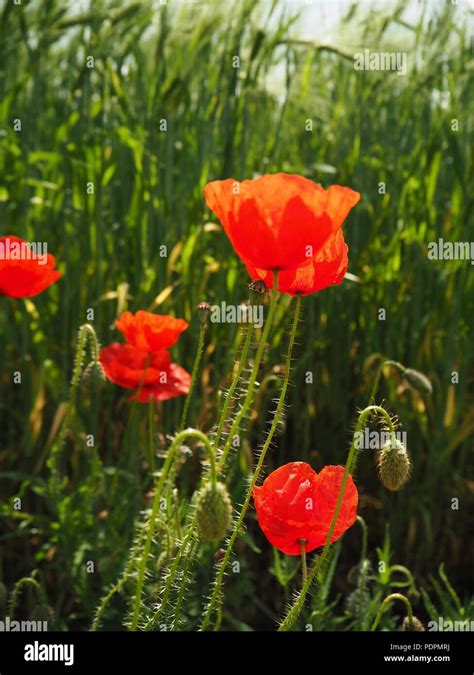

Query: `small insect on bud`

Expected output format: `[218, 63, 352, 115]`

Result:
[376, 438, 411, 491]
[195, 482, 233, 542]
[248, 279, 268, 305]
[404, 368, 433, 395]
[402, 615, 425, 631]
[82, 361, 106, 392]
[196, 301, 211, 326]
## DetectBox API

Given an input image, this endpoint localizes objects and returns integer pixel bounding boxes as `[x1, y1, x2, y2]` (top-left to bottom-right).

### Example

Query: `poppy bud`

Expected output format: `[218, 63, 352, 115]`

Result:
[376, 438, 411, 491]
[196, 301, 211, 326]
[82, 360, 106, 392]
[195, 482, 232, 542]
[402, 615, 425, 631]
[404, 368, 432, 395]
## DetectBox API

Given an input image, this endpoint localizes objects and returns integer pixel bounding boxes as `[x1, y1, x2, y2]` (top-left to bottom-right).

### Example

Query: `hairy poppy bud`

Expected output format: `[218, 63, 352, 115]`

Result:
[376, 438, 411, 491]
[195, 482, 232, 542]
[82, 360, 106, 392]
[404, 368, 432, 395]
[402, 616, 425, 631]
[196, 301, 211, 326]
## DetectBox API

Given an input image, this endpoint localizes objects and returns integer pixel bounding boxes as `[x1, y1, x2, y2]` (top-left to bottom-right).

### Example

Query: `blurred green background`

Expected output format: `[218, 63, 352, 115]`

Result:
[0, 0, 473, 629]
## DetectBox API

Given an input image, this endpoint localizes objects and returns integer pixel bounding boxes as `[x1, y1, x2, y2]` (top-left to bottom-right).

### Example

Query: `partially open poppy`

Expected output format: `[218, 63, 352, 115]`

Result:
[0, 235, 61, 298]
[253, 462, 358, 555]
[99, 343, 191, 403]
[205, 173, 360, 273]
[243, 228, 348, 296]
[116, 310, 188, 352]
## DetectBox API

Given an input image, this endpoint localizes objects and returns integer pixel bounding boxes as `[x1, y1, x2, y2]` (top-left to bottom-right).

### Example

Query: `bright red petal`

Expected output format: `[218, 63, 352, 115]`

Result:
[115, 310, 188, 352]
[0, 235, 61, 298]
[205, 174, 359, 272]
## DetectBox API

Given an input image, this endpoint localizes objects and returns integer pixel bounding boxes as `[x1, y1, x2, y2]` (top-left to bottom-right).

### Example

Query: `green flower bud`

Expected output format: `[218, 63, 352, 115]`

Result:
[195, 482, 232, 542]
[82, 361, 106, 392]
[376, 438, 411, 491]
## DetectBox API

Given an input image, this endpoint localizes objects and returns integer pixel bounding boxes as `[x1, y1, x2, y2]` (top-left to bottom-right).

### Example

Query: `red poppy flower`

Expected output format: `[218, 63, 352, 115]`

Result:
[205, 173, 360, 272]
[115, 311, 188, 352]
[253, 462, 358, 555]
[0, 235, 61, 298]
[99, 343, 191, 403]
[243, 228, 348, 296]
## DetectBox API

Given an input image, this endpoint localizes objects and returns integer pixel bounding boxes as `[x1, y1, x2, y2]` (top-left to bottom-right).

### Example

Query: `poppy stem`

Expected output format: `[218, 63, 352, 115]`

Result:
[130, 428, 214, 630]
[370, 593, 414, 631]
[369, 359, 406, 403]
[279, 404, 396, 631]
[213, 321, 254, 452]
[148, 398, 156, 474]
[47, 323, 101, 498]
[179, 322, 207, 431]
[200, 286, 302, 632]
[299, 540, 307, 585]
[217, 273, 280, 474]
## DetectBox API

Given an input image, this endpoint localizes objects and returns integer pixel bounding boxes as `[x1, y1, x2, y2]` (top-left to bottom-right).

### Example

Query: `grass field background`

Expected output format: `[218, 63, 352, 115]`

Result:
[0, 0, 473, 630]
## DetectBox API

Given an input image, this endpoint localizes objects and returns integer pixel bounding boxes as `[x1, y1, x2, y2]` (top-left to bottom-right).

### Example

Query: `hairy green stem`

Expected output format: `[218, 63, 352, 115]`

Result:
[47, 323, 101, 498]
[217, 274, 280, 474]
[180, 322, 207, 431]
[213, 321, 254, 452]
[369, 359, 405, 403]
[200, 291, 301, 631]
[130, 429, 214, 630]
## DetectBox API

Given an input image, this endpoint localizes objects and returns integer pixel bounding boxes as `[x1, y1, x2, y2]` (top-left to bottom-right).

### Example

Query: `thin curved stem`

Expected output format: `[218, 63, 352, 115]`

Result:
[369, 359, 405, 403]
[200, 291, 301, 631]
[213, 322, 254, 452]
[371, 593, 414, 631]
[180, 323, 207, 431]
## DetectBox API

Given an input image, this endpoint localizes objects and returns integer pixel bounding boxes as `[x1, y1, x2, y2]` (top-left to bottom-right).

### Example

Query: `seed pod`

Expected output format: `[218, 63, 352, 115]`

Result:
[376, 438, 411, 491]
[82, 361, 106, 392]
[404, 368, 432, 395]
[195, 482, 232, 542]
[196, 301, 211, 326]
[402, 615, 425, 631]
